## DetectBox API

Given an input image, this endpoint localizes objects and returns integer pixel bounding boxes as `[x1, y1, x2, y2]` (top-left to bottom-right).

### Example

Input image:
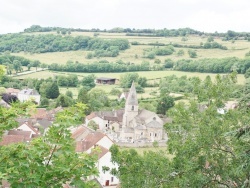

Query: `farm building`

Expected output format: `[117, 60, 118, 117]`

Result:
[96, 77, 117, 85]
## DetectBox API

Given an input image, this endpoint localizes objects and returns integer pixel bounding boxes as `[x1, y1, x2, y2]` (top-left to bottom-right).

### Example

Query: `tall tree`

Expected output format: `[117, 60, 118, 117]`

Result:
[46, 82, 60, 99]
[156, 95, 175, 115]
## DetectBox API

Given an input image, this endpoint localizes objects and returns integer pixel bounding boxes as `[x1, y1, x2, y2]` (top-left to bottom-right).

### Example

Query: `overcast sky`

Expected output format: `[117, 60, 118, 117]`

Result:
[1, 0, 250, 34]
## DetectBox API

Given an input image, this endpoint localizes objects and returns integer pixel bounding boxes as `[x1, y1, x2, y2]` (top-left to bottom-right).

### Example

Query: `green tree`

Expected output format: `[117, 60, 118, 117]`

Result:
[244, 68, 250, 78]
[46, 82, 60, 99]
[88, 88, 109, 111]
[78, 87, 89, 104]
[188, 49, 197, 58]
[65, 90, 73, 98]
[120, 73, 139, 88]
[56, 94, 74, 107]
[138, 77, 147, 88]
[156, 95, 175, 115]
[32, 60, 41, 71]
[81, 74, 96, 90]
[88, 120, 99, 130]
[0, 103, 99, 187]
[177, 49, 184, 56]
[13, 60, 22, 73]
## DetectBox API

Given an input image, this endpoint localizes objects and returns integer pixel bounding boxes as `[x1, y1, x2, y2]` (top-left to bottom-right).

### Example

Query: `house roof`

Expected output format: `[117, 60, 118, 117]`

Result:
[75, 132, 106, 152]
[30, 108, 48, 119]
[19, 122, 40, 134]
[0, 135, 30, 146]
[8, 130, 32, 139]
[19, 89, 40, 96]
[71, 126, 91, 140]
[87, 109, 124, 123]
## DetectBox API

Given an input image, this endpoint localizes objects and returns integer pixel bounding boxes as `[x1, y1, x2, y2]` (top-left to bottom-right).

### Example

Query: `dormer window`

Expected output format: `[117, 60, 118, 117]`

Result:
[132, 106, 134, 110]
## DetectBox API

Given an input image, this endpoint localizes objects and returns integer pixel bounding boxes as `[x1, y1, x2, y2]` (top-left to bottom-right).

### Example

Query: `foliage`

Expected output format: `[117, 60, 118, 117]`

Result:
[120, 73, 139, 88]
[88, 120, 99, 131]
[49, 61, 153, 73]
[0, 103, 99, 187]
[110, 145, 172, 188]
[188, 49, 197, 58]
[0, 33, 129, 54]
[87, 88, 109, 111]
[109, 88, 121, 96]
[244, 68, 250, 78]
[166, 73, 250, 187]
[173, 57, 250, 74]
[55, 94, 74, 107]
[46, 82, 60, 99]
[81, 74, 96, 90]
[156, 95, 175, 115]
[77, 87, 89, 104]
[65, 90, 73, 98]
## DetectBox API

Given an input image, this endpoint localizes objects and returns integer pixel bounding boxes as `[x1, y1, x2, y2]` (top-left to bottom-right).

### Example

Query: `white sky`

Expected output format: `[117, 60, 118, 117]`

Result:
[0, 0, 250, 34]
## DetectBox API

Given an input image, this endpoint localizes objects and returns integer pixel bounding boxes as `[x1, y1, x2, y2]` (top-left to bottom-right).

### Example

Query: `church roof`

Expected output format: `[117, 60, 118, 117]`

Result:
[134, 125, 147, 130]
[126, 81, 138, 106]
[145, 120, 163, 128]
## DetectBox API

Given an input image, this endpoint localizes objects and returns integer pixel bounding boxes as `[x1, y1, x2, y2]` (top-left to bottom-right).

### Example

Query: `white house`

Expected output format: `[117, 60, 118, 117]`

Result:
[18, 89, 41, 105]
[74, 131, 119, 187]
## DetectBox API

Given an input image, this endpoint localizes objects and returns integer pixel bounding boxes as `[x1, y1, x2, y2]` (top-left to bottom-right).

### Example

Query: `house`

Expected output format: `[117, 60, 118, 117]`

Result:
[96, 77, 117, 85]
[75, 131, 119, 187]
[18, 89, 41, 104]
[86, 82, 168, 143]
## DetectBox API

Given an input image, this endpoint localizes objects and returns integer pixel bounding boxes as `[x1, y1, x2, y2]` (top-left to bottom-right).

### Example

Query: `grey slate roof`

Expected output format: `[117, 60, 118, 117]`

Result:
[19, 89, 40, 95]
[145, 120, 162, 128]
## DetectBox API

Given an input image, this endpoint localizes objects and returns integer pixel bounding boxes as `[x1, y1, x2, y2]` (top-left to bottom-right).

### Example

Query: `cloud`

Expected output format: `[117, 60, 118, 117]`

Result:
[0, 0, 250, 34]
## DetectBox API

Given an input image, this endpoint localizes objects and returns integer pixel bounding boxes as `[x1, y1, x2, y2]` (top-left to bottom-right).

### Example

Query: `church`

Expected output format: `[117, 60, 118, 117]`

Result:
[86, 82, 169, 142]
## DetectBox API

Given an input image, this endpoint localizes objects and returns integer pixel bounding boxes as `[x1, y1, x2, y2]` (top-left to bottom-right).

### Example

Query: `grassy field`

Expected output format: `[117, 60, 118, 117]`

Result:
[15, 69, 246, 84]
[12, 33, 250, 66]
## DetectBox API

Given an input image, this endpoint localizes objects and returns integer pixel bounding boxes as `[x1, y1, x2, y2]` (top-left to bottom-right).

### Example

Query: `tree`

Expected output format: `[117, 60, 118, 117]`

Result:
[88, 120, 99, 130]
[65, 90, 73, 98]
[46, 82, 60, 99]
[120, 73, 139, 88]
[0, 103, 99, 187]
[13, 60, 22, 73]
[156, 95, 175, 115]
[244, 68, 250, 78]
[188, 49, 197, 58]
[55, 94, 74, 107]
[78, 87, 89, 104]
[81, 74, 96, 90]
[110, 145, 172, 188]
[32, 60, 41, 71]
[88, 88, 109, 111]
[177, 49, 184, 56]
[138, 77, 147, 87]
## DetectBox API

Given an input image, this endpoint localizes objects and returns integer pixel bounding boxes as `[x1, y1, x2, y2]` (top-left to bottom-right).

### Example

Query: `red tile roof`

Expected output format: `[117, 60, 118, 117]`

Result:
[0, 135, 30, 146]
[8, 130, 32, 139]
[30, 108, 48, 119]
[75, 132, 105, 152]
[71, 126, 90, 139]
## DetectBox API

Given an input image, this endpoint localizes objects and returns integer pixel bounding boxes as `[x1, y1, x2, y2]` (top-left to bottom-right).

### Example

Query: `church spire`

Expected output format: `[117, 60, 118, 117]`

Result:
[126, 81, 138, 106]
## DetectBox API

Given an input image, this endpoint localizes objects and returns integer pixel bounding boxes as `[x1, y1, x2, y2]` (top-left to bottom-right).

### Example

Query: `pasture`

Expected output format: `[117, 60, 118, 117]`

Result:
[15, 69, 246, 85]
[12, 32, 250, 66]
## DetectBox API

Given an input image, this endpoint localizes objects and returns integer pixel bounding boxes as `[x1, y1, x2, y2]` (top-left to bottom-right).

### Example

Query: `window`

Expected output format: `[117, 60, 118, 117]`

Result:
[141, 132, 143, 135]
[131, 106, 134, 110]
[106, 124, 108, 127]
[150, 133, 152, 136]
[111, 177, 114, 182]
[155, 133, 157, 137]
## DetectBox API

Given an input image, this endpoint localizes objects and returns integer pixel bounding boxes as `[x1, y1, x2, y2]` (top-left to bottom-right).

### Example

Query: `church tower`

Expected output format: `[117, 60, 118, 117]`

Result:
[122, 81, 139, 128]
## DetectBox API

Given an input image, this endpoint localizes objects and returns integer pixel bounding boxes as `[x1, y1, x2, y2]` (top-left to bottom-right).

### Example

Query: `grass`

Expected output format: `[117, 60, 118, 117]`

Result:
[11, 34, 250, 66]
[16, 70, 246, 85]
